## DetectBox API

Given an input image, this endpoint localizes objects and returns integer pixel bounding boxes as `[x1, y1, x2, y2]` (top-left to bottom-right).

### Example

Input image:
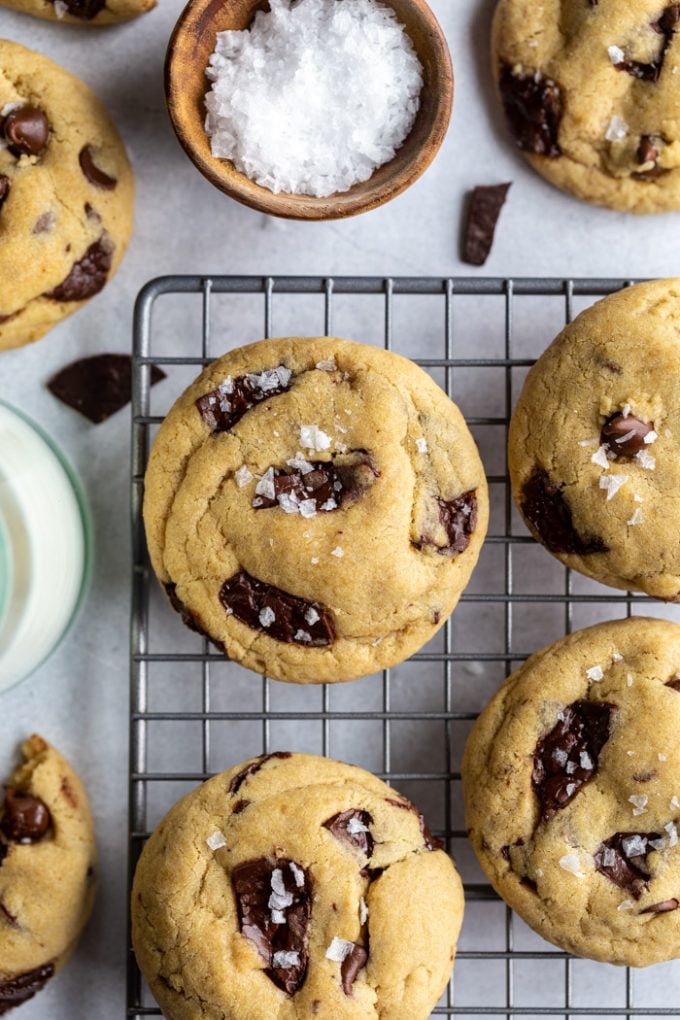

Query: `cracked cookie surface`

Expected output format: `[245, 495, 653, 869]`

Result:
[0, 735, 96, 1013]
[493, 0, 680, 212]
[0, 40, 134, 351]
[143, 336, 488, 684]
[463, 618, 680, 966]
[131, 752, 464, 1020]
[509, 279, 680, 600]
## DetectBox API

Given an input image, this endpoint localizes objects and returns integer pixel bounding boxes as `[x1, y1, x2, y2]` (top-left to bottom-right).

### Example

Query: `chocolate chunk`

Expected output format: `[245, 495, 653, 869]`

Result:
[654, 3, 680, 37]
[0, 903, 19, 929]
[0, 845, 7, 866]
[462, 183, 511, 266]
[3, 107, 49, 158]
[84, 202, 101, 222]
[0, 789, 51, 844]
[54, 0, 105, 17]
[667, 676, 680, 691]
[197, 367, 292, 434]
[45, 237, 113, 302]
[633, 770, 657, 783]
[341, 944, 368, 995]
[601, 413, 653, 458]
[641, 898, 679, 914]
[614, 56, 662, 81]
[595, 832, 660, 899]
[323, 810, 374, 856]
[48, 353, 165, 424]
[521, 468, 608, 555]
[498, 65, 562, 157]
[231, 858, 310, 995]
[437, 490, 478, 555]
[79, 145, 117, 190]
[614, 5, 680, 81]
[219, 570, 335, 647]
[232, 799, 250, 814]
[32, 211, 55, 235]
[532, 700, 613, 821]
[228, 752, 292, 796]
[634, 135, 667, 179]
[254, 456, 378, 513]
[0, 964, 54, 1014]
[0, 175, 10, 211]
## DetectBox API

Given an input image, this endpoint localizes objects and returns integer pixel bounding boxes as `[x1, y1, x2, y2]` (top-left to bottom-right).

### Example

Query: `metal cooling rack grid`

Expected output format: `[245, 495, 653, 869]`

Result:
[128, 275, 679, 1019]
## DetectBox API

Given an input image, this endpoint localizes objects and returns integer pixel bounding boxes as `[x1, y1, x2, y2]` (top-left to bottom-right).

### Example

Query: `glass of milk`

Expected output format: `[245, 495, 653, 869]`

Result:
[0, 400, 92, 692]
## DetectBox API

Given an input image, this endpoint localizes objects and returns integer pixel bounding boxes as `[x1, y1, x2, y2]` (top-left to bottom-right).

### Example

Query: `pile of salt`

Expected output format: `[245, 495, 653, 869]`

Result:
[204, 0, 424, 197]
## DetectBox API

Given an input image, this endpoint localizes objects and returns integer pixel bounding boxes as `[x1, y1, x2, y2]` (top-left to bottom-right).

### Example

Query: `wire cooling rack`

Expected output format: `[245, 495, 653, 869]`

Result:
[128, 275, 680, 1019]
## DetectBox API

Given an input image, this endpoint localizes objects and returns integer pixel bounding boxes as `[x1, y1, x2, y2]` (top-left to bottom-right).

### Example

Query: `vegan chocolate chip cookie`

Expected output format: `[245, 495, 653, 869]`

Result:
[0, 40, 134, 351]
[132, 752, 463, 1019]
[0, 0, 153, 23]
[0, 735, 96, 1013]
[463, 617, 680, 966]
[493, 0, 680, 212]
[509, 279, 680, 600]
[144, 336, 488, 684]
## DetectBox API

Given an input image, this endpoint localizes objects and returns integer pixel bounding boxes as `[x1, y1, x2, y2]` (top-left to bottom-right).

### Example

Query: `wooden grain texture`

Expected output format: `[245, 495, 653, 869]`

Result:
[165, 0, 454, 221]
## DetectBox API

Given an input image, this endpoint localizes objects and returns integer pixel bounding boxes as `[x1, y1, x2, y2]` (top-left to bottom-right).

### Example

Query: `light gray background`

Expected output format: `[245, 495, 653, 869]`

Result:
[2, 0, 680, 1017]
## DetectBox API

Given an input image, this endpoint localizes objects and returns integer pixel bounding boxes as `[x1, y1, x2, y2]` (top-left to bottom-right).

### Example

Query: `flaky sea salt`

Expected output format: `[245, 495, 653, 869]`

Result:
[305, 607, 320, 626]
[289, 862, 305, 887]
[256, 467, 276, 500]
[295, 629, 312, 643]
[629, 794, 648, 817]
[53, 0, 68, 16]
[300, 424, 331, 451]
[599, 474, 629, 500]
[360, 897, 369, 924]
[331, 546, 344, 558]
[672, 796, 680, 810]
[591, 445, 611, 469]
[618, 899, 634, 911]
[205, 0, 424, 197]
[636, 449, 656, 470]
[416, 437, 428, 453]
[608, 44, 625, 64]
[586, 665, 604, 682]
[259, 606, 276, 628]
[316, 358, 337, 372]
[273, 950, 300, 968]
[644, 430, 658, 445]
[207, 831, 227, 851]
[606, 115, 629, 141]
[559, 853, 585, 877]
[235, 465, 253, 487]
[325, 937, 355, 962]
[579, 438, 598, 447]
[287, 452, 314, 474]
[627, 508, 644, 526]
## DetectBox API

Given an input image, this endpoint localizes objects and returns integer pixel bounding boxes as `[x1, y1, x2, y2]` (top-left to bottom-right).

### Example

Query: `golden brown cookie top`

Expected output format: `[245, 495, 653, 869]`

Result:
[0, 40, 134, 350]
[0, 735, 96, 1010]
[509, 279, 680, 599]
[493, 0, 680, 212]
[464, 617, 680, 966]
[144, 336, 488, 684]
[132, 752, 464, 1020]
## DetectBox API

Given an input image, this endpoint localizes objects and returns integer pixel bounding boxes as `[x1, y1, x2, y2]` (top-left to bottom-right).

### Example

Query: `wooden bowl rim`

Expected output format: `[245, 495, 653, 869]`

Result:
[165, 0, 454, 221]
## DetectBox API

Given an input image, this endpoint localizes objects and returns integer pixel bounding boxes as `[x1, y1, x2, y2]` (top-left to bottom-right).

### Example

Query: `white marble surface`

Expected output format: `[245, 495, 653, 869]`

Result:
[2, 0, 680, 1017]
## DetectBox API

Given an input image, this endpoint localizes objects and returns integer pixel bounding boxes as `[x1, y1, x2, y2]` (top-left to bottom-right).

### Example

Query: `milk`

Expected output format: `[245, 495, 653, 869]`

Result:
[0, 401, 90, 691]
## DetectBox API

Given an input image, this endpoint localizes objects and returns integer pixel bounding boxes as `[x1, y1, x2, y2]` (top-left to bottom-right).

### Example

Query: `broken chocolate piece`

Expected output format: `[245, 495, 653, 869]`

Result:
[0, 175, 10, 211]
[53, 0, 105, 17]
[595, 832, 660, 899]
[228, 752, 292, 795]
[667, 675, 680, 691]
[614, 4, 680, 81]
[0, 845, 7, 866]
[521, 468, 608, 555]
[47, 353, 165, 424]
[78, 145, 117, 190]
[498, 65, 562, 157]
[45, 237, 113, 302]
[0, 964, 54, 1014]
[437, 490, 478, 555]
[232, 799, 250, 814]
[232, 858, 311, 995]
[255, 456, 378, 513]
[641, 898, 679, 914]
[197, 367, 292, 434]
[601, 413, 654, 458]
[462, 183, 512, 266]
[341, 944, 368, 995]
[219, 570, 335, 647]
[532, 700, 613, 821]
[3, 107, 49, 158]
[0, 789, 51, 844]
[323, 809, 374, 856]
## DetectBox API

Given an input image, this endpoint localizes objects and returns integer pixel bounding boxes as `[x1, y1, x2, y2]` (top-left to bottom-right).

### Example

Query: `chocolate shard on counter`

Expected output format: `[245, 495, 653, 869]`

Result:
[47, 353, 166, 424]
[462, 183, 511, 266]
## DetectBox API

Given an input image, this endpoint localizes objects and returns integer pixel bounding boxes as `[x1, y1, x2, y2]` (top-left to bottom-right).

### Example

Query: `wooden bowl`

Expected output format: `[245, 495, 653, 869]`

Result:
[165, 0, 453, 220]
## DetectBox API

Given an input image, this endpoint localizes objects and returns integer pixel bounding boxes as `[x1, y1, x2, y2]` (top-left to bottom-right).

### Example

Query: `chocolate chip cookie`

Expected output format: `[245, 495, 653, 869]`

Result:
[0, 40, 134, 351]
[0, 735, 96, 1013]
[0, 0, 153, 23]
[509, 279, 680, 599]
[493, 0, 680, 212]
[463, 617, 680, 966]
[143, 336, 488, 684]
[132, 752, 463, 1019]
